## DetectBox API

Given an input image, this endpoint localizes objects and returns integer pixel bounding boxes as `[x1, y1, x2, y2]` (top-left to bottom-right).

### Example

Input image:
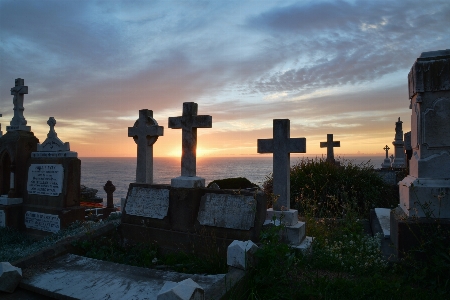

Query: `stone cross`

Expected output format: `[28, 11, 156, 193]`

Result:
[257, 119, 306, 211]
[168, 102, 212, 178]
[383, 145, 390, 159]
[128, 109, 163, 184]
[7, 78, 30, 132]
[320, 134, 340, 163]
[0, 114, 2, 137]
[103, 180, 116, 209]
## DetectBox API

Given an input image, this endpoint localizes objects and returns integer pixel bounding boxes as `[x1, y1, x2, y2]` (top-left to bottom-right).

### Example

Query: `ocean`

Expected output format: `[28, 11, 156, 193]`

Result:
[80, 155, 384, 206]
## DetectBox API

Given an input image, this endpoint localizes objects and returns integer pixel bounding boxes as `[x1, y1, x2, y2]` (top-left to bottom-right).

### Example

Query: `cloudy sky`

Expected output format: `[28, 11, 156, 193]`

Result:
[1, 0, 449, 157]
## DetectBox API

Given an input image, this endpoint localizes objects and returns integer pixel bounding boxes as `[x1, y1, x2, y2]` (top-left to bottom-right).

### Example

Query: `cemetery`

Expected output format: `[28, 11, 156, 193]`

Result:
[0, 49, 450, 299]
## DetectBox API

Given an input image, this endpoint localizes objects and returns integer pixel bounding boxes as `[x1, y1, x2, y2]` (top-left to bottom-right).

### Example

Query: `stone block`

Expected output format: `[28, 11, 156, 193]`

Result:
[171, 176, 205, 188]
[0, 262, 22, 293]
[227, 240, 258, 270]
[374, 208, 391, 238]
[157, 278, 204, 300]
[262, 220, 306, 245]
[0, 197, 23, 205]
[266, 208, 298, 226]
[291, 236, 313, 252]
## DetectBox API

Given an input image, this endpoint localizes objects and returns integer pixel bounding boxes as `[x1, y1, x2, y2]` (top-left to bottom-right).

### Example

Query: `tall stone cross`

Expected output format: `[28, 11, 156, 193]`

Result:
[168, 102, 212, 184]
[320, 134, 340, 163]
[128, 109, 163, 184]
[7, 78, 30, 132]
[257, 119, 306, 211]
[383, 145, 390, 159]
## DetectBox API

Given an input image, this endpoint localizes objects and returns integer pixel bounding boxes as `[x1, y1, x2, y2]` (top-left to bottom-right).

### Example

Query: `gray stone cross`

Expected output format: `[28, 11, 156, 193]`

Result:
[168, 102, 212, 178]
[257, 119, 306, 211]
[128, 109, 164, 184]
[7, 78, 30, 132]
[320, 134, 340, 163]
[383, 145, 390, 159]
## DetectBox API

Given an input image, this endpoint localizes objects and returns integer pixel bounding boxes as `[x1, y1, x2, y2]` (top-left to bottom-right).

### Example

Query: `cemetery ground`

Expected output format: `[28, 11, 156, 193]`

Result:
[1, 159, 449, 299]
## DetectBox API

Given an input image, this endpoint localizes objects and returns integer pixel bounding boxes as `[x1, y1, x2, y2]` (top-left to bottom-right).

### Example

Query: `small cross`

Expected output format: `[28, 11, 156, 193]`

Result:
[128, 109, 164, 184]
[383, 145, 390, 159]
[168, 102, 212, 177]
[47, 117, 57, 138]
[9, 78, 29, 131]
[257, 119, 306, 211]
[103, 180, 116, 209]
[320, 134, 340, 163]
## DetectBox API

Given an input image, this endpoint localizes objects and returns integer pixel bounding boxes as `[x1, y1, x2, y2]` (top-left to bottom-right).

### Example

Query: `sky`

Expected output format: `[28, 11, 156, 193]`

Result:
[1, 0, 449, 158]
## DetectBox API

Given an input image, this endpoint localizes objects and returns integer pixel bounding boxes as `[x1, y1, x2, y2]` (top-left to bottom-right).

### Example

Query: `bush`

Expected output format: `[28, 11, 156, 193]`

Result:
[262, 157, 398, 219]
[207, 177, 258, 189]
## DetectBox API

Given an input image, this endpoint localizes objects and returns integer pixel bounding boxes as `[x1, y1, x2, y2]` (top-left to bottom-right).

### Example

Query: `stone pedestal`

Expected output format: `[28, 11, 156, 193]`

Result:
[391, 118, 406, 169]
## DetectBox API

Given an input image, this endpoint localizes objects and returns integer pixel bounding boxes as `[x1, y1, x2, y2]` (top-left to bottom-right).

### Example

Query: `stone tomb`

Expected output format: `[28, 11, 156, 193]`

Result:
[121, 183, 266, 256]
[391, 49, 450, 258]
[23, 118, 84, 236]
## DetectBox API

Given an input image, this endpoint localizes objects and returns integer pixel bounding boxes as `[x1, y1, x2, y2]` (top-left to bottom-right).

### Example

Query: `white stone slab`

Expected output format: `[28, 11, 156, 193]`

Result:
[0, 210, 5, 227]
[0, 196, 23, 205]
[27, 164, 64, 196]
[25, 211, 60, 233]
[125, 187, 170, 219]
[157, 278, 204, 300]
[375, 208, 391, 238]
[171, 176, 205, 188]
[197, 193, 256, 230]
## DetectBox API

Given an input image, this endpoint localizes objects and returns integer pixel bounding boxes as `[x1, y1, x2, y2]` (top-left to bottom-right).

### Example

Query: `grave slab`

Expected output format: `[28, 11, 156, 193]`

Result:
[0, 197, 23, 205]
[374, 208, 391, 238]
[157, 278, 204, 300]
[125, 185, 170, 219]
[20, 254, 224, 300]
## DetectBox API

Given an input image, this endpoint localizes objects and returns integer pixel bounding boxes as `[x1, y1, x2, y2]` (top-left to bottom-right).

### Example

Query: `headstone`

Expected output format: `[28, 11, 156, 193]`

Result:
[24, 117, 84, 236]
[168, 102, 212, 188]
[227, 240, 258, 270]
[102, 180, 117, 218]
[124, 186, 170, 219]
[258, 119, 307, 246]
[381, 145, 391, 169]
[391, 118, 406, 168]
[320, 134, 340, 164]
[128, 109, 163, 184]
[157, 278, 204, 300]
[7, 78, 31, 132]
[391, 49, 450, 258]
[0, 262, 22, 293]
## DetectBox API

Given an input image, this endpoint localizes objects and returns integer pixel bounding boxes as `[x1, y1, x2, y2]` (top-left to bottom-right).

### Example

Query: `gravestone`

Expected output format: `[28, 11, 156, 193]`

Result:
[391, 49, 450, 257]
[168, 102, 212, 188]
[128, 109, 163, 184]
[320, 134, 340, 164]
[0, 78, 39, 229]
[391, 118, 406, 168]
[381, 145, 392, 169]
[258, 119, 308, 246]
[102, 180, 117, 218]
[23, 117, 84, 236]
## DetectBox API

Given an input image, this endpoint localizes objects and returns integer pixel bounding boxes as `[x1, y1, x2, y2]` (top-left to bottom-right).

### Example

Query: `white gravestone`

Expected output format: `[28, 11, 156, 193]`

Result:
[169, 102, 212, 188]
[25, 211, 60, 233]
[27, 164, 64, 196]
[7, 78, 31, 132]
[197, 193, 256, 230]
[0, 210, 5, 227]
[125, 187, 170, 219]
[33, 117, 78, 158]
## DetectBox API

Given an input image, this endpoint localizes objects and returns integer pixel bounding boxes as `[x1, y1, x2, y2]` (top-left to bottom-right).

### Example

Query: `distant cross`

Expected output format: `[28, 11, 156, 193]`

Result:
[103, 180, 116, 209]
[0, 114, 2, 137]
[383, 145, 390, 159]
[47, 117, 57, 138]
[257, 119, 306, 211]
[128, 109, 163, 184]
[320, 134, 340, 163]
[9, 78, 28, 128]
[168, 102, 212, 177]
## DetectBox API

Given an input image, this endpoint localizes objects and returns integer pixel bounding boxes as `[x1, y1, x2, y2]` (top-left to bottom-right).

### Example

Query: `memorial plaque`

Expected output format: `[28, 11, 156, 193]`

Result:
[125, 187, 170, 219]
[0, 210, 5, 227]
[27, 164, 64, 196]
[25, 211, 60, 233]
[198, 193, 256, 230]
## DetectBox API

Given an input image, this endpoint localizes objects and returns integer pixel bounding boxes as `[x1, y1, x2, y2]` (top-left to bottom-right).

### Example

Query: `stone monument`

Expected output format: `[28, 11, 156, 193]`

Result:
[320, 134, 340, 164]
[404, 131, 412, 169]
[391, 49, 450, 257]
[258, 119, 309, 247]
[168, 102, 212, 188]
[391, 118, 406, 168]
[0, 78, 39, 229]
[128, 109, 163, 184]
[381, 145, 391, 169]
[23, 117, 84, 236]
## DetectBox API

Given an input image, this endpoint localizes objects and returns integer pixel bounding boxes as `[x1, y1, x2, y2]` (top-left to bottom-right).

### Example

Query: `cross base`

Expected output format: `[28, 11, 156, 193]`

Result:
[171, 176, 205, 188]
[6, 125, 30, 132]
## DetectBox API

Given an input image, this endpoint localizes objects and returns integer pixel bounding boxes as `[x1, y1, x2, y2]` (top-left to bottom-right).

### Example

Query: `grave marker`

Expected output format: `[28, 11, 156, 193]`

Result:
[125, 186, 170, 219]
[391, 118, 406, 168]
[7, 78, 30, 132]
[128, 110, 163, 184]
[320, 134, 340, 164]
[168, 102, 212, 188]
[381, 145, 391, 168]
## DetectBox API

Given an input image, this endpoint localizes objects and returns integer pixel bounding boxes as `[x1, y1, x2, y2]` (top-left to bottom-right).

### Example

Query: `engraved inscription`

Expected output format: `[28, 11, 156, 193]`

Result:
[125, 187, 170, 219]
[27, 164, 64, 196]
[25, 211, 60, 233]
[197, 193, 256, 230]
[0, 210, 5, 227]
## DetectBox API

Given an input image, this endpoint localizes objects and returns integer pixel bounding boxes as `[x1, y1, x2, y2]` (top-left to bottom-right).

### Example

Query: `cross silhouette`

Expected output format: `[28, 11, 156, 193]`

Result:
[320, 134, 340, 163]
